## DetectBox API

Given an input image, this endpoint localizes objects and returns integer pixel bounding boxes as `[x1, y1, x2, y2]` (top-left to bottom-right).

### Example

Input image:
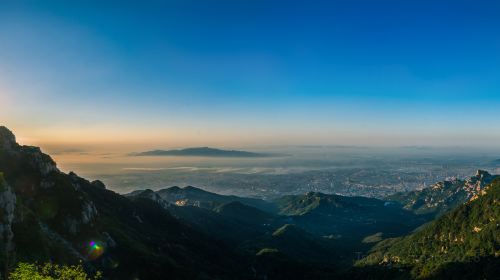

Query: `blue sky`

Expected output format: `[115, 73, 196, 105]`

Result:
[1, 0, 500, 148]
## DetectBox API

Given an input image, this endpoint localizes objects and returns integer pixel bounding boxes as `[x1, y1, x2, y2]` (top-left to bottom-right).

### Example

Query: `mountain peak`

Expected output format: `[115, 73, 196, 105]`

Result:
[0, 126, 17, 150]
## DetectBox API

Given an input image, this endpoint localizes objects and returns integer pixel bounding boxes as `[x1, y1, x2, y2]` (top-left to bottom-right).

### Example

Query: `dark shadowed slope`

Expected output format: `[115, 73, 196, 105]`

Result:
[275, 192, 429, 242]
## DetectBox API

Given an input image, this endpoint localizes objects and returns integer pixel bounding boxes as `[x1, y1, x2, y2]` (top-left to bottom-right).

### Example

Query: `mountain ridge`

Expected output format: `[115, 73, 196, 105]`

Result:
[387, 170, 498, 216]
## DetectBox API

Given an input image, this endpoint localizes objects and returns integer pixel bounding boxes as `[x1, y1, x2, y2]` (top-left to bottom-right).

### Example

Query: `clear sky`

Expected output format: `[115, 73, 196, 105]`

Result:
[1, 0, 500, 151]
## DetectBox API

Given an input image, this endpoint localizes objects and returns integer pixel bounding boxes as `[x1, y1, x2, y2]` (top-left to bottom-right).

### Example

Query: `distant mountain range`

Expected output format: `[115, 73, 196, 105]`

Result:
[130, 147, 279, 157]
[0, 125, 498, 279]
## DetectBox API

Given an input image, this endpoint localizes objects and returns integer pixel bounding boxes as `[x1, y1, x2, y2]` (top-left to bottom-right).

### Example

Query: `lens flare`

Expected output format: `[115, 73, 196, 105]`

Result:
[87, 240, 105, 261]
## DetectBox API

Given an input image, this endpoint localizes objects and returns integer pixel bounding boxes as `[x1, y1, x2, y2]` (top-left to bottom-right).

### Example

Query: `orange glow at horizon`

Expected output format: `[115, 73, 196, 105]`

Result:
[4, 123, 288, 154]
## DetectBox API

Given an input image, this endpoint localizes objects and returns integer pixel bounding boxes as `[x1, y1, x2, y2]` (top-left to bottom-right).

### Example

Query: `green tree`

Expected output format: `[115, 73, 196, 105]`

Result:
[9, 263, 102, 280]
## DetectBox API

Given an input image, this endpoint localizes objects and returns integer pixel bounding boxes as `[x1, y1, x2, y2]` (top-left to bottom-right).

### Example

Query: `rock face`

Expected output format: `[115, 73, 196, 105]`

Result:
[63, 200, 98, 235]
[0, 173, 16, 256]
[0, 126, 93, 267]
[81, 201, 98, 225]
[0, 128, 20, 259]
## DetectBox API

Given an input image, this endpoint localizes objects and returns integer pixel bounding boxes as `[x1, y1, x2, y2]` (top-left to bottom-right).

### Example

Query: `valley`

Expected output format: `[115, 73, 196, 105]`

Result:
[1, 126, 498, 279]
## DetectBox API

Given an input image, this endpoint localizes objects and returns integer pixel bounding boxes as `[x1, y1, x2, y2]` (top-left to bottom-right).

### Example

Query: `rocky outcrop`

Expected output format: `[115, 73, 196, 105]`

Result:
[91, 180, 106, 189]
[81, 200, 98, 225]
[127, 189, 171, 209]
[388, 170, 498, 215]
[466, 170, 495, 201]
[63, 200, 98, 235]
[0, 126, 17, 151]
[0, 126, 58, 176]
[23, 146, 59, 176]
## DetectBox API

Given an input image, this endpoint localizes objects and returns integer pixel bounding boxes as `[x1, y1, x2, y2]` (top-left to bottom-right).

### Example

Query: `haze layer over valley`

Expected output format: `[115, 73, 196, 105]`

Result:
[48, 145, 500, 199]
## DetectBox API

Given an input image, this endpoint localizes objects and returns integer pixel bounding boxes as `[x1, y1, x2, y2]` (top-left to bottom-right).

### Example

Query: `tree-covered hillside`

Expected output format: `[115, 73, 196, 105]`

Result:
[355, 178, 500, 279]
